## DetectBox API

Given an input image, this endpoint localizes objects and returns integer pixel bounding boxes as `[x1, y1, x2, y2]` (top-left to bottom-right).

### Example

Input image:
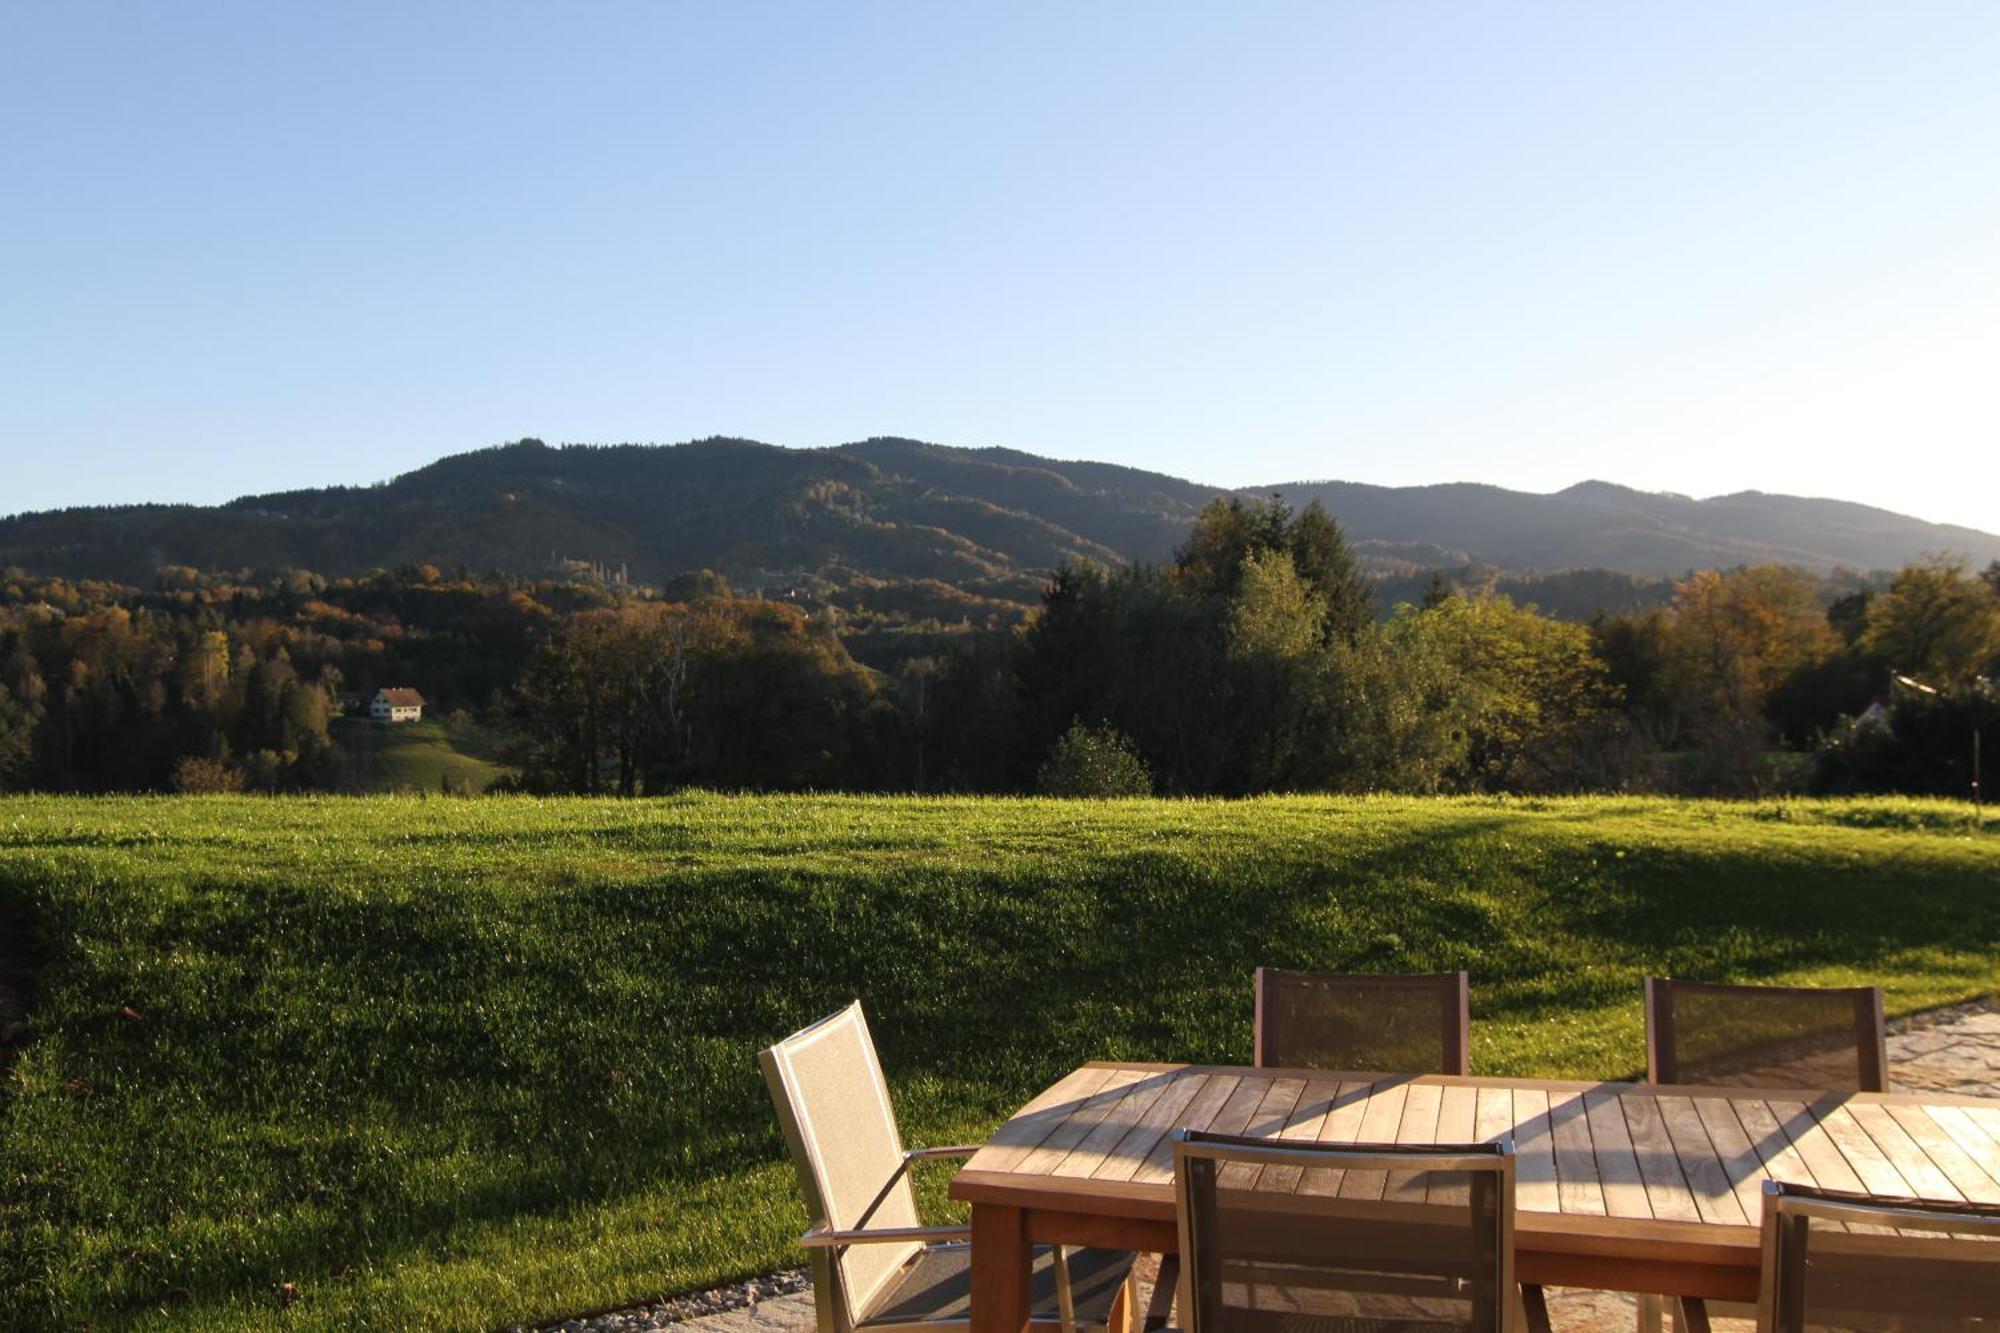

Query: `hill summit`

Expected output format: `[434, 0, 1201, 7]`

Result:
[2, 437, 1995, 590]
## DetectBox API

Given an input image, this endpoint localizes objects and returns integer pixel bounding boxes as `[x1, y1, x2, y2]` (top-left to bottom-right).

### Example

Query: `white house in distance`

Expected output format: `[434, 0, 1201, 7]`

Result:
[370, 688, 425, 723]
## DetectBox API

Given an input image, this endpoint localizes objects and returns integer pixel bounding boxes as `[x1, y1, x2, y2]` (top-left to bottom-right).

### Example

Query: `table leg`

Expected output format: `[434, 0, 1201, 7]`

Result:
[1637, 1292, 1663, 1333]
[971, 1202, 1033, 1333]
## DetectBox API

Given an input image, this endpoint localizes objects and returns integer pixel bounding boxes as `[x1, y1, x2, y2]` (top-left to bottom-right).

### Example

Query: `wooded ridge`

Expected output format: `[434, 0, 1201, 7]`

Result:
[4, 436, 1994, 589]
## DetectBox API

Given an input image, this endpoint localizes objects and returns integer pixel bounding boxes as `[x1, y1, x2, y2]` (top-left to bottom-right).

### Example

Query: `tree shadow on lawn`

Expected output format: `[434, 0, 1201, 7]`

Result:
[0, 884, 43, 1107]
[11, 825, 1996, 1326]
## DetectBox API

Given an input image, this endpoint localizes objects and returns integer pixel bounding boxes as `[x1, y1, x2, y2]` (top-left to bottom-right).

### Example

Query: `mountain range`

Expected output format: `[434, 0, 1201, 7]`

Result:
[3, 437, 1995, 595]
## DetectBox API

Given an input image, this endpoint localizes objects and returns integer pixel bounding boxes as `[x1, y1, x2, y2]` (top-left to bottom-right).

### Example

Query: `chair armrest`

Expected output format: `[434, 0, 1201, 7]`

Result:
[1520, 1284, 1552, 1333]
[846, 1146, 982, 1234]
[800, 1222, 973, 1249]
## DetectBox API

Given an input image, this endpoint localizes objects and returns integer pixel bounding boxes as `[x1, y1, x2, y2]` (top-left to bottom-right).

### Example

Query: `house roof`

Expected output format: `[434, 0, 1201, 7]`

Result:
[376, 688, 426, 707]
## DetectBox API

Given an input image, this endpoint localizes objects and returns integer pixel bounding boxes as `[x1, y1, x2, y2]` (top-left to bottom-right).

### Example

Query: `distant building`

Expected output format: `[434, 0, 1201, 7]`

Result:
[370, 688, 425, 723]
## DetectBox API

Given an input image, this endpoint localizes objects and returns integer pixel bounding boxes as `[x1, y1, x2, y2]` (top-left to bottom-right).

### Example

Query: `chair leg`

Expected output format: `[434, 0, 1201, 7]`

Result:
[1053, 1245, 1076, 1333]
[1521, 1283, 1553, 1333]
[1637, 1292, 1664, 1333]
[1673, 1297, 1712, 1333]
[1144, 1256, 1179, 1332]
[1107, 1271, 1133, 1333]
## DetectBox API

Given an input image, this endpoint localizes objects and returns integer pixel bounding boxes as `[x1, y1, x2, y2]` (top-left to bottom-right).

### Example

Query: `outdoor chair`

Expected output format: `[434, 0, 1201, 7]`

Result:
[759, 1001, 1139, 1333]
[1638, 978, 1890, 1333]
[1168, 1130, 1551, 1333]
[1254, 969, 1472, 1075]
[1643, 977, 1888, 1092]
[1675, 1180, 2000, 1332]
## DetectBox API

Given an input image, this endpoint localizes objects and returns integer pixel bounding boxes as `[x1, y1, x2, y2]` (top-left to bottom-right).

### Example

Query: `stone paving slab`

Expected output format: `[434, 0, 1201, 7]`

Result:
[610, 999, 1998, 1333]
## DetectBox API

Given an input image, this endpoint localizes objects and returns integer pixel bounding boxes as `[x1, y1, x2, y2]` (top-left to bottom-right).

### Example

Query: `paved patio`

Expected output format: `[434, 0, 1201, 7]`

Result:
[562, 999, 2000, 1333]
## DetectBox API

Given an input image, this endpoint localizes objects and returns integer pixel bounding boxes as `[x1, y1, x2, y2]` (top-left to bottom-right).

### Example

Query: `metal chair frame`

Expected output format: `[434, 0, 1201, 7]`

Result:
[761, 1002, 1127, 1333]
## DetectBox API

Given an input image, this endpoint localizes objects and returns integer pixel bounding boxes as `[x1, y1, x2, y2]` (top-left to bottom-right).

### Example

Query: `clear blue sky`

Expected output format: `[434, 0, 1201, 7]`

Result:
[5, 3, 1998, 531]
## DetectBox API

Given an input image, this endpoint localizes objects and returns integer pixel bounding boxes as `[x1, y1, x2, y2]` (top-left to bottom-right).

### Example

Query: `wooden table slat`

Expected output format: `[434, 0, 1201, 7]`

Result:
[1846, 1102, 1964, 1201]
[1383, 1081, 1446, 1204]
[1511, 1088, 1561, 1215]
[1428, 1084, 1481, 1206]
[1092, 1072, 1210, 1183]
[1338, 1080, 1411, 1201]
[1547, 1091, 1607, 1217]
[1473, 1086, 1515, 1147]
[1583, 1090, 1652, 1219]
[1917, 1104, 2000, 1201]
[1051, 1067, 1182, 1179]
[1620, 1089, 1702, 1222]
[1725, 1098, 1816, 1191]
[953, 1060, 2000, 1328]
[1011, 1067, 1162, 1177]
[1256, 1079, 1347, 1194]
[1689, 1096, 1774, 1227]
[1878, 1103, 2000, 1204]
[1131, 1073, 1242, 1185]
[1766, 1098, 1865, 1193]
[1656, 1095, 1747, 1226]
[1218, 1077, 1309, 1190]
[1298, 1079, 1375, 1197]
[1809, 1101, 1920, 1199]
[967, 1063, 1122, 1173]
[1959, 1105, 2000, 1147]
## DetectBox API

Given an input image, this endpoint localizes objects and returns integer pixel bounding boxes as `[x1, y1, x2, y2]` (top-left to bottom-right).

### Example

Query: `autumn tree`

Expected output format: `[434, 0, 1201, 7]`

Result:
[1860, 558, 2000, 686]
[1666, 567, 1835, 789]
[1175, 496, 1372, 644]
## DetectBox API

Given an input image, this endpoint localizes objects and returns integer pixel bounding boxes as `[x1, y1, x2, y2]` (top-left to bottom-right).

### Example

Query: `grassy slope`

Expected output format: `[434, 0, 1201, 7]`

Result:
[0, 794, 1995, 1330]
[332, 718, 513, 793]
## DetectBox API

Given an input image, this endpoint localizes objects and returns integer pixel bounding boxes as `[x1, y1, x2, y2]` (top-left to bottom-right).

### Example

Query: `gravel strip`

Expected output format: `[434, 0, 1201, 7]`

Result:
[516, 1268, 811, 1332]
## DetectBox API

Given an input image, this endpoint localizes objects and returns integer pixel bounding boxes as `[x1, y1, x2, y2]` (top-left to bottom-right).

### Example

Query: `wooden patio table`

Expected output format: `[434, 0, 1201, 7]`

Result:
[948, 1061, 2000, 1333]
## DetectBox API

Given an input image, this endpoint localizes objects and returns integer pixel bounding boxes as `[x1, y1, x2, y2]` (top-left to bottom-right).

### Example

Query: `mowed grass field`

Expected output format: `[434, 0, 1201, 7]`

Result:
[1, 795, 1996, 1331]
[332, 718, 514, 794]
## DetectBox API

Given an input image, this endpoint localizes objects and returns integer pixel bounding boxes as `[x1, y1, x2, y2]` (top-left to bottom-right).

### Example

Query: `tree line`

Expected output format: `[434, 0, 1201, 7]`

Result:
[1, 503, 1995, 798]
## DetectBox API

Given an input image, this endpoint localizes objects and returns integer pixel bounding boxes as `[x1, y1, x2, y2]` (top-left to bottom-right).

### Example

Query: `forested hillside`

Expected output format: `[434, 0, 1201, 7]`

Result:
[4, 438, 1995, 594]
[3, 498, 1996, 800]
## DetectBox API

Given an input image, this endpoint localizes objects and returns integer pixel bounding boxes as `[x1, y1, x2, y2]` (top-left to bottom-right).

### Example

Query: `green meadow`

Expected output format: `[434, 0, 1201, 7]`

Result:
[332, 717, 515, 794]
[0, 794, 1995, 1330]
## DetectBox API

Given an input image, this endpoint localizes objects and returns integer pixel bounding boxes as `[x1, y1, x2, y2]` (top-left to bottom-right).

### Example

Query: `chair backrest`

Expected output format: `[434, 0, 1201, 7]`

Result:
[1254, 969, 1471, 1075]
[1173, 1130, 1515, 1333]
[1756, 1180, 2000, 1331]
[759, 1002, 923, 1328]
[1643, 977, 1887, 1091]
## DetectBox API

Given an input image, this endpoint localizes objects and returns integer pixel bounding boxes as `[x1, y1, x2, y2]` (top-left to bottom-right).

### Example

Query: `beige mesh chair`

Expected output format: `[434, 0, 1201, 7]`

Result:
[1675, 1180, 2000, 1332]
[1171, 1130, 1551, 1333]
[1254, 970, 1472, 1076]
[1643, 978, 1887, 1092]
[760, 1002, 1138, 1333]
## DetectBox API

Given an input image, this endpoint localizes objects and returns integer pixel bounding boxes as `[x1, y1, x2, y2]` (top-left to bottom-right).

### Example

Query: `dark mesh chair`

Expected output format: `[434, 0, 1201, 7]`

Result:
[1171, 1130, 1550, 1333]
[1254, 970, 1471, 1075]
[1643, 978, 1887, 1092]
[1676, 1180, 2000, 1333]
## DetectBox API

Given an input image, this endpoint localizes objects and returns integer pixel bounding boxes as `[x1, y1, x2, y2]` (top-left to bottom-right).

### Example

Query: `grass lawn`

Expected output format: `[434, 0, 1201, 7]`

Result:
[0, 793, 1996, 1330]
[332, 717, 514, 794]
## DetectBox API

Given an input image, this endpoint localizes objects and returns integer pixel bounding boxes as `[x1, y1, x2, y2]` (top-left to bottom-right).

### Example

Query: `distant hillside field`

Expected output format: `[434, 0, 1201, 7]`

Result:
[331, 717, 513, 793]
[1, 794, 1996, 1330]
[3, 437, 1995, 594]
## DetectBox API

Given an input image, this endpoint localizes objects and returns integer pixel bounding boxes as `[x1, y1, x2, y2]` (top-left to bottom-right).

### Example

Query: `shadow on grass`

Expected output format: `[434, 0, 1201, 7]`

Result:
[5, 818, 1998, 1326]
